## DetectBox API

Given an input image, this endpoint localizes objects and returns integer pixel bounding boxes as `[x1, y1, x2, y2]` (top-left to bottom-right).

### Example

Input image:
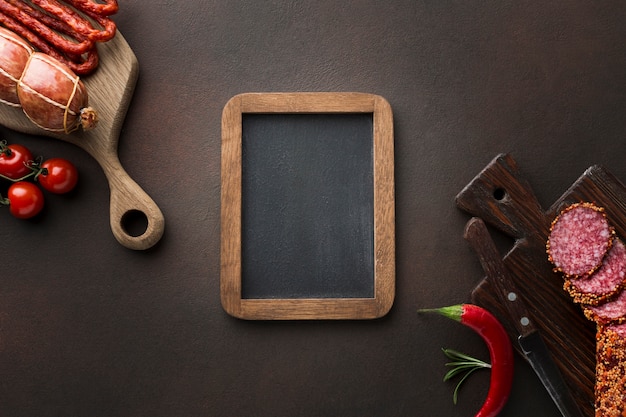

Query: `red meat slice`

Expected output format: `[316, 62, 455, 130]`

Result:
[547, 202, 614, 277]
[564, 238, 626, 305]
[584, 287, 626, 324]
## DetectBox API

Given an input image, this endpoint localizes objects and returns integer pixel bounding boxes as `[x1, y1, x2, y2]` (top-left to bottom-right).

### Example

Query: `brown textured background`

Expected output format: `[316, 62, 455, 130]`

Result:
[1, 1, 625, 416]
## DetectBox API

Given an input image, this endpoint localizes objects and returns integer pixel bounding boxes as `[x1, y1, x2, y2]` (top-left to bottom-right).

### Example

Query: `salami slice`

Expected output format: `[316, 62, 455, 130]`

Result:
[584, 287, 626, 325]
[547, 202, 614, 277]
[564, 238, 626, 305]
[595, 324, 626, 416]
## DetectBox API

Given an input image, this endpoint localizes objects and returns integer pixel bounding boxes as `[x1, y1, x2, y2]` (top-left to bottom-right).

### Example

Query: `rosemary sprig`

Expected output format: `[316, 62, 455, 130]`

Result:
[442, 348, 491, 404]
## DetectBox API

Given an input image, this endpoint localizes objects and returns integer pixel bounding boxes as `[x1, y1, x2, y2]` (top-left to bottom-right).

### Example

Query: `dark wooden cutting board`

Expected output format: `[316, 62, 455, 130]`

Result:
[455, 153, 626, 416]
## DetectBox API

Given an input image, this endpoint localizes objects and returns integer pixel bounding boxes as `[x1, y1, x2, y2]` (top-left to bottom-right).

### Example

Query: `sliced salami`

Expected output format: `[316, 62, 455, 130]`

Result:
[584, 287, 626, 325]
[547, 202, 614, 277]
[595, 324, 626, 416]
[564, 238, 626, 305]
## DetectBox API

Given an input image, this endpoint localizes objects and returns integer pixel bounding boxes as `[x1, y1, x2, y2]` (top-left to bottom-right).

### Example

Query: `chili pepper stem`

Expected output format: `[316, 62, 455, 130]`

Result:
[418, 304, 464, 322]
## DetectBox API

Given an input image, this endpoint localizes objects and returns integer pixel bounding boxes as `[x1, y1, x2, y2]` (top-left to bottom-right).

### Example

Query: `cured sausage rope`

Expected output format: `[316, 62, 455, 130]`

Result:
[0, 0, 118, 75]
[0, 10, 98, 75]
[0, 1, 92, 55]
[547, 202, 626, 416]
[65, 0, 118, 16]
[28, 0, 116, 42]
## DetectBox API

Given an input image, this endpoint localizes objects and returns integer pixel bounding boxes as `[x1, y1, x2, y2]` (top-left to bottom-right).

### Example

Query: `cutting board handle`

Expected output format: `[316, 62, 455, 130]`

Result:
[455, 154, 549, 242]
[99, 152, 165, 250]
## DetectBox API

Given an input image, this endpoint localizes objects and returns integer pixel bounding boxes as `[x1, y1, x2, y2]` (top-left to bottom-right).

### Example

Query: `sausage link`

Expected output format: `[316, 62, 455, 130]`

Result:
[0, 12, 98, 75]
[8, 0, 88, 41]
[63, 0, 119, 17]
[0, 1, 93, 55]
[27, 0, 108, 41]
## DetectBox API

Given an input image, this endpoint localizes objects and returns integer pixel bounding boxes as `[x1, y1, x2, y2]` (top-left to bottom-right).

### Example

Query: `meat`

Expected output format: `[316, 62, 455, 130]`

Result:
[584, 289, 626, 325]
[0, 0, 119, 75]
[564, 238, 626, 306]
[547, 202, 614, 277]
[547, 202, 626, 416]
[0, 25, 96, 132]
[0, 26, 33, 106]
[595, 324, 626, 417]
[18, 51, 96, 133]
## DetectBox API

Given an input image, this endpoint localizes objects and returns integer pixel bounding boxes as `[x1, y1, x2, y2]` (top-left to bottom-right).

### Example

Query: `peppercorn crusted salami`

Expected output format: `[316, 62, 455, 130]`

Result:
[595, 324, 626, 417]
[547, 202, 614, 277]
[546, 201, 626, 416]
[584, 289, 626, 325]
[564, 238, 626, 306]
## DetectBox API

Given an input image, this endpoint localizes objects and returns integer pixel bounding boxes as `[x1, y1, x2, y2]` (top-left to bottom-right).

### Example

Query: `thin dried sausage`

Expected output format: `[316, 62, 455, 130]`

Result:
[0, 1, 93, 55]
[0, 0, 119, 75]
[63, 0, 119, 17]
[0, 11, 98, 75]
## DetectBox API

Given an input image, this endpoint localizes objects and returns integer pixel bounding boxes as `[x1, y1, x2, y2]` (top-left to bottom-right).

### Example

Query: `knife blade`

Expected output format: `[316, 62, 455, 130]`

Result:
[464, 217, 585, 417]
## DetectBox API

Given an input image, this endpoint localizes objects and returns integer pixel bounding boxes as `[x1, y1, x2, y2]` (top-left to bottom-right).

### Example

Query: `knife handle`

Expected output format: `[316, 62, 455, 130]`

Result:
[464, 217, 538, 337]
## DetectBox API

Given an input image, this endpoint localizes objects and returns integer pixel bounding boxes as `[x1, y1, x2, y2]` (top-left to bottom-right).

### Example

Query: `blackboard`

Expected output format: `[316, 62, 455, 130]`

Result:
[220, 92, 395, 320]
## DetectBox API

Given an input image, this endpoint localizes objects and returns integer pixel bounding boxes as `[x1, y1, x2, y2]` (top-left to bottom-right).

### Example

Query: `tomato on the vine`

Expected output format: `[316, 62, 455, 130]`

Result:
[37, 158, 78, 194]
[6, 181, 44, 219]
[0, 143, 33, 180]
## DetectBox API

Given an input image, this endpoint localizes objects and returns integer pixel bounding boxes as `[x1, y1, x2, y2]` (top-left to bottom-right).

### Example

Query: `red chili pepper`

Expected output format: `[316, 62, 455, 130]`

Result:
[422, 304, 514, 417]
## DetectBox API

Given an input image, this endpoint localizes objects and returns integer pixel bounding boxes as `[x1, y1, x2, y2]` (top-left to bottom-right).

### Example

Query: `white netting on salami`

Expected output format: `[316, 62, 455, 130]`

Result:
[547, 202, 613, 277]
[564, 238, 626, 305]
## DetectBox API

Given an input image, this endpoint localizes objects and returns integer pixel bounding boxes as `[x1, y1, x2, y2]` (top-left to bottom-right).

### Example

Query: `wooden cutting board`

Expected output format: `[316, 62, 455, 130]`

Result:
[0, 31, 164, 250]
[455, 153, 625, 416]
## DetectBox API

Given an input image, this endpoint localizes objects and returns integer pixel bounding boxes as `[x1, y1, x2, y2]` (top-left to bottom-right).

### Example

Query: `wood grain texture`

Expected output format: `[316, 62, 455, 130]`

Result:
[454, 153, 626, 417]
[220, 92, 395, 320]
[0, 31, 164, 250]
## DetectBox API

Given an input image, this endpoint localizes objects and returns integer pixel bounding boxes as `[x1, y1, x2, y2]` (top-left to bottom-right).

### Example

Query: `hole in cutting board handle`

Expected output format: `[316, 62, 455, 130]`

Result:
[121, 209, 149, 237]
[493, 187, 507, 201]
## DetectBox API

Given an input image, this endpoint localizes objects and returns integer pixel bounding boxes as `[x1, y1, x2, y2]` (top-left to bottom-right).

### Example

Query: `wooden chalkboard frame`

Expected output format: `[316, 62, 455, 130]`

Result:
[220, 92, 395, 320]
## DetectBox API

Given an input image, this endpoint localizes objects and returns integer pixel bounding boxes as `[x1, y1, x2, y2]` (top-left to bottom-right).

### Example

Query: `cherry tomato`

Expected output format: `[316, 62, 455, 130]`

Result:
[37, 158, 78, 194]
[0, 143, 33, 180]
[7, 181, 44, 219]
